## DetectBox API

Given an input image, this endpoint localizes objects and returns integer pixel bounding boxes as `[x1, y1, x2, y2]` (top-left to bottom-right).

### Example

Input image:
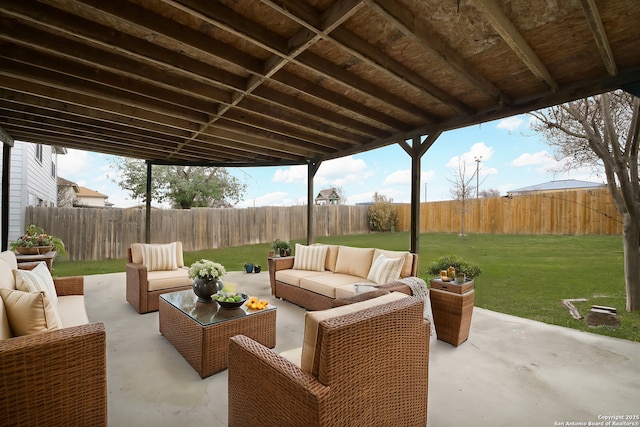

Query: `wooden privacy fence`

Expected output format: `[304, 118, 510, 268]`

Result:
[396, 188, 623, 235]
[25, 205, 370, 261]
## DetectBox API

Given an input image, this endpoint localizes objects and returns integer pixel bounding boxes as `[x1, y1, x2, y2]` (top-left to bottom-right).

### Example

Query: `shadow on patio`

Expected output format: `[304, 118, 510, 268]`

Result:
[85, 271, 640, 427]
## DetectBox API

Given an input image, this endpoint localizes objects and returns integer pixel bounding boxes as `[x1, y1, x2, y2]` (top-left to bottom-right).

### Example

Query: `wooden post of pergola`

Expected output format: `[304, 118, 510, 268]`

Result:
[1, 138, 12, 251]
[307, 159, 321, 245]
[145, 161, 152, 244]
[400, 132, 442, 254]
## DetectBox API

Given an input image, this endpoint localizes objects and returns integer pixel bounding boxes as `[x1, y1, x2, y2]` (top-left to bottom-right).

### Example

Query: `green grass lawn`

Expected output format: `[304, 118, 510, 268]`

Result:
[52, 232, 639, 342]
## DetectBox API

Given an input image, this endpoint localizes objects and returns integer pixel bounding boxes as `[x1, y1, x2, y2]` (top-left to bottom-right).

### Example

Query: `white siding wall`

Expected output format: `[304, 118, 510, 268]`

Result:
[4, 142, 59, 241]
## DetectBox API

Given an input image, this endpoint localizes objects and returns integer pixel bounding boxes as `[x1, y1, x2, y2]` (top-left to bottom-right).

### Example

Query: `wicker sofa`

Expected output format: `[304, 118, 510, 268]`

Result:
[268, 243, 418, 310]
[228, 292, 430, 426]
[0, 250, 107, 427]
[126, 242, 193, 314]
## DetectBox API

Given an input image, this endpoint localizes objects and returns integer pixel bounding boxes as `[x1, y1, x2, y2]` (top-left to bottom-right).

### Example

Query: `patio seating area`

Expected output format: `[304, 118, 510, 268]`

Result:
[84, 270, 639, 426]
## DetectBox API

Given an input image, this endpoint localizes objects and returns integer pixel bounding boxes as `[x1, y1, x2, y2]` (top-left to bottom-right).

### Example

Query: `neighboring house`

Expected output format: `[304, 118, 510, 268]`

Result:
[507, 179, 606, 197]
[0, 141, 66, 241]
[315, 188, 340, 205]
[57, 176, 113, 207]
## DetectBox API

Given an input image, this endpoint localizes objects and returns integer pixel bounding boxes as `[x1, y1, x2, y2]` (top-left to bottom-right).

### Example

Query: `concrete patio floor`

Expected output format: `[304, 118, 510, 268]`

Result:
[84, 271, 640, 427]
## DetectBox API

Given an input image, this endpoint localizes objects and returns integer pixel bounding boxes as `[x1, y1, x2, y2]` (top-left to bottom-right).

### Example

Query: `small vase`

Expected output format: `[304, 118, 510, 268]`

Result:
[192, 276, 223, 303]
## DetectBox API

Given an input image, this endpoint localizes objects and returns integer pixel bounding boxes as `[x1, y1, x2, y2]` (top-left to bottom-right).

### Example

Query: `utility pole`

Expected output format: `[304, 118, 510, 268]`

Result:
[474, 156, 482, 198]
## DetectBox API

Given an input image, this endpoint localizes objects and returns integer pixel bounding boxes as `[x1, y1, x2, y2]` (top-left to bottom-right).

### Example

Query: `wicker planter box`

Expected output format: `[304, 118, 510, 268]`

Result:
[429, 279, 474, 346]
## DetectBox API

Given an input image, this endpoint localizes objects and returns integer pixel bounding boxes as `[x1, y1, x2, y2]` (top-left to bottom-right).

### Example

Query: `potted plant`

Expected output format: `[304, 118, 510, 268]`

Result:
[426, 255, 481, 282]
[10, 224, 66, 255]
[271, 239, 292, 257]
[188, 259, 226, 303]
[244, 262, 254, 273]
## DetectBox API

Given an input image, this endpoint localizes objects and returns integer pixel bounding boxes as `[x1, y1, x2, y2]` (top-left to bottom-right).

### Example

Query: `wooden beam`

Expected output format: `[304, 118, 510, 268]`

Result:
[369, 0, 509, 106]
[471, 0, 559, 92]
[579, 0, 617, 76]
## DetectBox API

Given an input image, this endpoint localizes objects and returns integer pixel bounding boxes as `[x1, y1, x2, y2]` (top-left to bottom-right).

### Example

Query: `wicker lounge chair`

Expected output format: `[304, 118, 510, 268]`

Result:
[228, 294, 430, 427]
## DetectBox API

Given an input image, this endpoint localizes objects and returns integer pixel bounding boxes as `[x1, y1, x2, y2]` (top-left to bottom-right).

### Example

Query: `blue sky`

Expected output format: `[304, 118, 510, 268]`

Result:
[57, 114, 605, 208]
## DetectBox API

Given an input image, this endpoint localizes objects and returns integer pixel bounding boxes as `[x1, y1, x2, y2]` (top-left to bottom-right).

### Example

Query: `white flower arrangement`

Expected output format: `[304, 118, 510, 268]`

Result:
[188, 259, 226, 279]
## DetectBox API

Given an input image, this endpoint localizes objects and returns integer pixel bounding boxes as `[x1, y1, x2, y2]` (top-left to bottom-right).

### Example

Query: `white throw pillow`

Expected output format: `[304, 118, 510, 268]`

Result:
[15, 262, 58, 307]
[141, 243, 178, 271]
[0, 289, 61, 336]
[367, 254, 405, 285]
[292, 244, 328, 272]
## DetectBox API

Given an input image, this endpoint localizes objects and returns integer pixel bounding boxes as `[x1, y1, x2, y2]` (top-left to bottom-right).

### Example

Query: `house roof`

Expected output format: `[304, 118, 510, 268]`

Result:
[57, 176, 80, 192]
[1, 1, 639, 167]
[77, 186, 108, 199]
[316, 189, 338, 199]
[509, 179, 606, 193]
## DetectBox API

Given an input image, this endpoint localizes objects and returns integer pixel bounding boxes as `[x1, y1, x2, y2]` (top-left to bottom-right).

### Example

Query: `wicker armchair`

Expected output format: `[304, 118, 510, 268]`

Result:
[0, 271, 107, 427]
[126, 242, 192, 314]
[228, 296, 429, 427]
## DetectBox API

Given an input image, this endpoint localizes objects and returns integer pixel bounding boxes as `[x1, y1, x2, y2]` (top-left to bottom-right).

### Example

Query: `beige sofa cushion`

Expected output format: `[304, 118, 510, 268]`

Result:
[0, 258, 15, 291]
[146, 268, 192, 291]
[372, 249, 414, 278]
[0, 250, 18, 272]
[141, 242, 177, 271]
[57, 295, 90, 328]
[367, 254, 405, 284]
[131, 242, 185, 268]
[15, 262, 59, 307]
[293, 244, 328, 272]
[300, 274, 374, 298]
[300, 292, 409, 374]
[0, 289, 60, 336]
[334, 246, 374, 279]
[276, 269, 332, 287]
[319, 244, 339, 272]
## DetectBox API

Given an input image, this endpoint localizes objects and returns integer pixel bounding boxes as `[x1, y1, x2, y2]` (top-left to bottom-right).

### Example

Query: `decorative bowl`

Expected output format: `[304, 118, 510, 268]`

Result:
[213, 292, 248, 309]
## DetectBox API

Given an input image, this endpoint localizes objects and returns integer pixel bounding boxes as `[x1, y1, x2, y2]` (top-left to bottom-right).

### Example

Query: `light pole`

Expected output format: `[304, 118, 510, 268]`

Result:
[474, 156, 482, 198]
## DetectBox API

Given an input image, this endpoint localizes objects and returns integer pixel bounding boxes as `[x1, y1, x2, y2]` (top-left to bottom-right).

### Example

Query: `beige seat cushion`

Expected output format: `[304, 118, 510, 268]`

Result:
[300, 274, 374, 298]
[275, 269, 332, 287]
[334, 246, 374, 279]
[56, 295, 90, 328]
[146, 268, 192, 291]
[300, 292, 409, 374]
[372, 249, 413, 278]
[0, 289, 60, 336]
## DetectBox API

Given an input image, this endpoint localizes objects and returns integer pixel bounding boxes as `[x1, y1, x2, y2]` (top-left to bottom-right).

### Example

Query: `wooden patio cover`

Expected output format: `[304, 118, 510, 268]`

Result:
[1, 0, 640, 250]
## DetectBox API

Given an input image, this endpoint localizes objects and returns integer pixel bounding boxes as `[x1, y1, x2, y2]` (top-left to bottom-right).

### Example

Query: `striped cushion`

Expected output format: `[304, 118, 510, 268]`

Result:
[367, 254, 405, 285]
[141, 243, 178, 271]
[15, 262, 58, 307]
[292, 244, 328, 272]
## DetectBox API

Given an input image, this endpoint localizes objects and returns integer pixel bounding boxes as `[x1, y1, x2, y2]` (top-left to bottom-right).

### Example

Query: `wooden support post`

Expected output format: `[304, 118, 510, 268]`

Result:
[1, 142, 11, 251]
[307, 159, 321, 245]
[145, 161, 152, 244]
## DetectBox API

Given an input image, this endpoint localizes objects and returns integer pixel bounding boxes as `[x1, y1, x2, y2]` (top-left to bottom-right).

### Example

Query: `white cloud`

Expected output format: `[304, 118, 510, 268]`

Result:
[272, 165, 307, 184]
[382, 169, 435, 186]
[446, 142, 494, 168]
[315, 156, 369, 186]
[511, 151, 552, 167]
[497, 116, 524, 131]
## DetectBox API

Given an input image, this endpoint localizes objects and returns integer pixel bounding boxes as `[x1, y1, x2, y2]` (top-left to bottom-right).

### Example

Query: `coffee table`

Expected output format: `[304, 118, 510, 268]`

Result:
[159, 290, 276, 378]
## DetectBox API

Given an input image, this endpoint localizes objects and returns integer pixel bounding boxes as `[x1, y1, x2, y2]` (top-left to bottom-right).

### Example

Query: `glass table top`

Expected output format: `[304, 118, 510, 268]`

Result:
[161, 289, 276, 327]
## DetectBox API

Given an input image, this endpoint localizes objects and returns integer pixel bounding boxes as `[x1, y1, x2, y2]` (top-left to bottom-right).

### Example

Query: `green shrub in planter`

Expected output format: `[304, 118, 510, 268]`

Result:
[426, 255, 481, 279]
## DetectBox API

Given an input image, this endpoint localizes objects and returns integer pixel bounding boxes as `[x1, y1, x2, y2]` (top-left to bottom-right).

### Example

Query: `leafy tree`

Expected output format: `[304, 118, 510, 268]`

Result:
[368, 192, 396, 232]
[448, 161, 477, 237]
[112, 158, 246, 209]
[530, 91, 640, 311]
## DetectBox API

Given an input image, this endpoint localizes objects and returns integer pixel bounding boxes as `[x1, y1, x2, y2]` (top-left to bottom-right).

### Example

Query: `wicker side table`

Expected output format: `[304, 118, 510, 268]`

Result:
[429, 279, 474, 346]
